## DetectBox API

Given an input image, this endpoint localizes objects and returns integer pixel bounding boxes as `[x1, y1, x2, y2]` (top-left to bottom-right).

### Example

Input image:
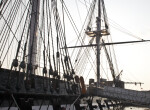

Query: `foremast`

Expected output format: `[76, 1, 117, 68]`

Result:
[28, 0, 40, 73]
[96, 0, 101, 87]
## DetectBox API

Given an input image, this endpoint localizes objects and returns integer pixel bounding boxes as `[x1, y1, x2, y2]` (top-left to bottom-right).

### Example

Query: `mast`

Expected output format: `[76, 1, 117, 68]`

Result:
[96, 0, 101, 87]
[28, 0, 40, 72]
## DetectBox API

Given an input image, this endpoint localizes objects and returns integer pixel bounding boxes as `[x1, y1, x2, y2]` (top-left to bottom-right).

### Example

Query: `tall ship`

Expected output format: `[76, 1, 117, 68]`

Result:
[0, 0, 150, 109]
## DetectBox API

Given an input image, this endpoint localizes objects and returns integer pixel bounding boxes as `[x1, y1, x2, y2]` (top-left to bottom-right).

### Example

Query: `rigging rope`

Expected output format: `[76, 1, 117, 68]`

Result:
[46, 0, 53, 73]
[11, 94, 21, 110]
[47, 0, 56, 72]
[0, 0, 20, 50]
[78, 0, 143, 40]
[0, 1, 30, 66]
[60, 1, 97, 74]
[75, 0, 82, 24]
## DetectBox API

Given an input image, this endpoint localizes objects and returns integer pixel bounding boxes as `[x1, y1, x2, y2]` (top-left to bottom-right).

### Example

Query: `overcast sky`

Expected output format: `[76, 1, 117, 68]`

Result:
[103, 0, 150, 90]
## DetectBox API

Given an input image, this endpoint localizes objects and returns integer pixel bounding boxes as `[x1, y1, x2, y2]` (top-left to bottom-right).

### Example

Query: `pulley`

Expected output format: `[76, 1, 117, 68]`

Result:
[64, 73, 73, 81]
[63, 74, 68, 79]
[43, 67, 47, 74]
[72, 69, 75, 74]
[69, 74, 74, 80]
[67, 75, 73, 81]
[53, 71, 58, 77]
[57, 75, 60, 80]
[75, 75, 80, 83]
[20, 61, 26, 69]
[12, 59, 18, 67]
[49, 68, 54, 75]
[56, 52, 59, 58]
[64, 56, 68, 62]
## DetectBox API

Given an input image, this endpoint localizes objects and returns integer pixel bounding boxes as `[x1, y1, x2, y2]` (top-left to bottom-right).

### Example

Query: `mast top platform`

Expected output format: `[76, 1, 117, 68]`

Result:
[85, 29, 110, 37]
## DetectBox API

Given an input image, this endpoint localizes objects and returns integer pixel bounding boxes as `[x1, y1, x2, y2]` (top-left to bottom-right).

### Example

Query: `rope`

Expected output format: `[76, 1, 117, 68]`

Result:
[0, 0, 11, 15]
[61, 0, 74, 71]
[0, 1, 30, 66]
[84, 0, 89, 12]
[78, 0, 143, 40]
[11, 94, 21, 110]
[46, 0, 52, 71]
[48, 0, 56, 71]
[109, 21, 143, 40]
[63, 0, 96, 75]
[0, 0, 21, 53]
[71, 94, 81, 107]
[75, 0, 82, 24]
